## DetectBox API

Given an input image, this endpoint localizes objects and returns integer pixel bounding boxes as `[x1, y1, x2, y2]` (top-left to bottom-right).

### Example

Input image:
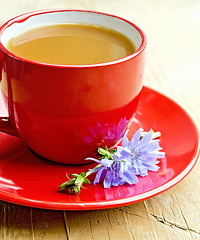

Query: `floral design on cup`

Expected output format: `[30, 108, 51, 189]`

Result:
[83, 117, 130, 147]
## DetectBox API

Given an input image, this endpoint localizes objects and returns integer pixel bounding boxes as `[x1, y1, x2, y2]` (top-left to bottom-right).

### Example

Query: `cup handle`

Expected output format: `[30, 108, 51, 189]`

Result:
[0, 116, 18, 136]
[0, 50, 18, 137]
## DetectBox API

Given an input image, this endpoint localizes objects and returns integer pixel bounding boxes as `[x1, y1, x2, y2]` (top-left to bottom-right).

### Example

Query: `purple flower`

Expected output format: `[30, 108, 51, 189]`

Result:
[86, 128, 165, 188]
[117, 128, 165, 176]
[86, 155, 138, 188]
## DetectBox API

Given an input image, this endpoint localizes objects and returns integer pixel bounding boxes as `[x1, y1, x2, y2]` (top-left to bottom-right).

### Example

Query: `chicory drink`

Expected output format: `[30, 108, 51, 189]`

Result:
[7, 24, 136, 65]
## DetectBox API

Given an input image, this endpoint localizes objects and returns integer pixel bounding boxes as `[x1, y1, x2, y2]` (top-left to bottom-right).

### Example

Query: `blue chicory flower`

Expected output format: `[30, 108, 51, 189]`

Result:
[118, 128, 165, 176]
[86, 128, 165, 188]
[86, 155, 138, 188]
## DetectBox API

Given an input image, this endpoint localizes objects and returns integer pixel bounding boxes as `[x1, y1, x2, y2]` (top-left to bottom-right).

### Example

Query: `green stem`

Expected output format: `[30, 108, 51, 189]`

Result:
[85, 164, 102, 177]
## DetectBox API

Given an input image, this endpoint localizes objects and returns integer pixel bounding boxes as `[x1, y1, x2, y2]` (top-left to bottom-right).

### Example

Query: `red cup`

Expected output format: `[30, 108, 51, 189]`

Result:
[0, 9, 146, 164]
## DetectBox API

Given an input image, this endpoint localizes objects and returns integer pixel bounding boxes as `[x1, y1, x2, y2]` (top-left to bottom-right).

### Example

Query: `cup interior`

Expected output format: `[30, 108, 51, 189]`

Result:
[1, 10, 143, 54]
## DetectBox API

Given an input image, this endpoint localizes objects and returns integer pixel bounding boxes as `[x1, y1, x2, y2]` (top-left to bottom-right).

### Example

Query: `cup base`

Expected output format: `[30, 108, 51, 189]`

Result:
[29, 147, 94, 166]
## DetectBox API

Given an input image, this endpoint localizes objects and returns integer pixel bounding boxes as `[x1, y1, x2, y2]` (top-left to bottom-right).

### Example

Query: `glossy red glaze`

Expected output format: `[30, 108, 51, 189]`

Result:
[0, 10, 146, 164]
[0, 87, 199, 210]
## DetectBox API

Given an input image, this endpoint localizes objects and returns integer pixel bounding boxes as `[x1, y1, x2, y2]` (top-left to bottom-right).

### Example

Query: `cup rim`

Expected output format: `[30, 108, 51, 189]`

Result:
[0, 9, 147, 68]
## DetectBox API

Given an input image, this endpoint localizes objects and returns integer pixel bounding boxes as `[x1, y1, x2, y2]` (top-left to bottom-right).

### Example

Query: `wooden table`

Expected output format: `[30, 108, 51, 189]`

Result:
[0, 1, 200, 239]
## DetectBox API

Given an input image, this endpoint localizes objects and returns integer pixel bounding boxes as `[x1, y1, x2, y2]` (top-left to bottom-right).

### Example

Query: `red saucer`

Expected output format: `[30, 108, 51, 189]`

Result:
[0, 87, 199, 210]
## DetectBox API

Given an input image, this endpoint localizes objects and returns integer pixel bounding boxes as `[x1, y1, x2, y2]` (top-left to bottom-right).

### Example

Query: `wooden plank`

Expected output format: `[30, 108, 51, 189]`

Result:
[64, 209, 132, 240]
[0, 201, 5, 240]
[144, 191, 196, 240]
[0, 202, 68, 240]
[31, 208, 67, 240]
[117, 203, 158, 240]
[1, 202, 33, 240]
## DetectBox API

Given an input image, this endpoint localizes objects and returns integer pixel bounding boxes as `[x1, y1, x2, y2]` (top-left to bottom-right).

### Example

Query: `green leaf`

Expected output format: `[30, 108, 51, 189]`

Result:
[98, 147, 107, 155]
[66, 173, 71, 180]
[59, 182, 68, 190]
[66, 179, 75, 185]
[110, 149, 117, 154]
[75, 176, 84, 186]
[83, 178, 91, 184]
[70, 186, 80, 195]
[80, 172, 86, 177]
[71, 173, 79, 178]
[97, 146, 114, 160]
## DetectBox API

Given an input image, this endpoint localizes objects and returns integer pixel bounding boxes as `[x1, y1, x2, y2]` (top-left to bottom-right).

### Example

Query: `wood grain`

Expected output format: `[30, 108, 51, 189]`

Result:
[0, 0, 200, 239]
[31, 209, 67, 240]
[64, 209, 133, 240]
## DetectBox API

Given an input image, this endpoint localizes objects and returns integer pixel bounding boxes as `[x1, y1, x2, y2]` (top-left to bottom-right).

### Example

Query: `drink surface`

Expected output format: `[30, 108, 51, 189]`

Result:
[7, 24, 136, 65]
